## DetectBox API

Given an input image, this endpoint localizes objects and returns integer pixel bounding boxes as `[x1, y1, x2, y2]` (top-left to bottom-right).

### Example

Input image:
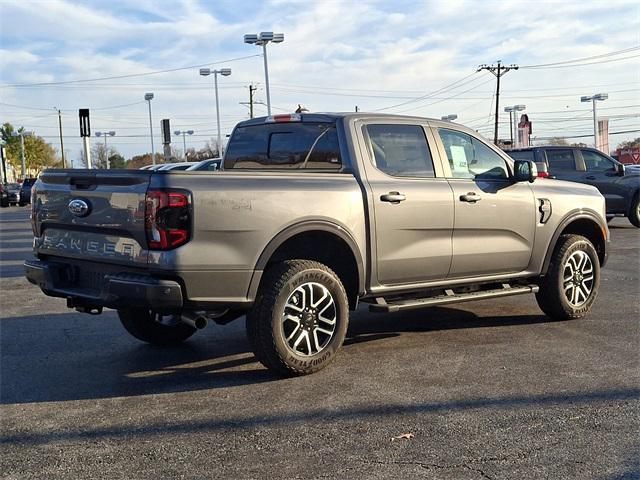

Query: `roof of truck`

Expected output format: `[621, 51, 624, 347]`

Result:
[235, 112, 479, 135]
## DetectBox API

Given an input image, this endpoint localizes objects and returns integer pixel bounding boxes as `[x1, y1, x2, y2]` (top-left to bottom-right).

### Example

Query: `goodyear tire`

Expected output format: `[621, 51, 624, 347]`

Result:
[247, 260, 349, 376]
[536, 234, 600, 320]
[629, 194, 640, 228]
[118, 308, 196, 346]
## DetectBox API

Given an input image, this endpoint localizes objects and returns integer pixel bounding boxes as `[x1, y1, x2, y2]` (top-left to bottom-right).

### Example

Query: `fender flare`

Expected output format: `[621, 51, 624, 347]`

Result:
[541, 209, 608, 275]
[247, 220, 366, 300]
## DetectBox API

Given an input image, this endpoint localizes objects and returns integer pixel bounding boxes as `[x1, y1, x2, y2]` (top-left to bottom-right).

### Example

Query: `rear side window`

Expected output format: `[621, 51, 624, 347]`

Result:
[546, 149, 576, 171]
[508, 150, 535, 162]
[225, 122, 341, 170]
[366, 124, 435, 177]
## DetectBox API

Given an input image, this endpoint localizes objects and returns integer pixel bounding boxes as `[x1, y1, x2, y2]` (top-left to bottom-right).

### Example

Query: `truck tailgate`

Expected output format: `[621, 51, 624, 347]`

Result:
[32, 169, 152, 266]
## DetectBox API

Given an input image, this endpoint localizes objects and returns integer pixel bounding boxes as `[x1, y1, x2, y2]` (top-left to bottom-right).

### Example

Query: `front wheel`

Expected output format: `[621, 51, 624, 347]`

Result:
[629, 194, 640, 228]
[118, 308, 196, 345]
[247, 260, 349, 376]
[535, 234, 600, 320]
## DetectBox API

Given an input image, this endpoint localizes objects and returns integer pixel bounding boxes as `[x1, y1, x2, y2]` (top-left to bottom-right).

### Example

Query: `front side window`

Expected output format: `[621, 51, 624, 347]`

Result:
[545, 149, 576, 172]
[366, 124, 435, 177]
[225, 122, 341, 170]
[583, 150, 615, 172]
[438, 128, 509, 179]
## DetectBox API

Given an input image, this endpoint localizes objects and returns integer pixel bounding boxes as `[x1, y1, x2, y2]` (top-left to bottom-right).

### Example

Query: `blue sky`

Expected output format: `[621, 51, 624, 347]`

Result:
[1, 0, 639, 161]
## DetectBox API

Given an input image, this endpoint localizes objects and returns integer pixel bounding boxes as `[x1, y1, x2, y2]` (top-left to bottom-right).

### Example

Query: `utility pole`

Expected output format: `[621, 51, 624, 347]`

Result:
[477, 61, 518, 145]
[55, 108, 66, 168]
[240, 84, 258, 119]
[249, 84, 256, 118]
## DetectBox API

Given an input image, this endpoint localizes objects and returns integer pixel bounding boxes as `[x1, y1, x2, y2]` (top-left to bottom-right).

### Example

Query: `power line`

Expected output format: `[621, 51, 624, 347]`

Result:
[0, 54, 262, 88]
[374, 71, 480, 112]
[520, 46, 640, 68]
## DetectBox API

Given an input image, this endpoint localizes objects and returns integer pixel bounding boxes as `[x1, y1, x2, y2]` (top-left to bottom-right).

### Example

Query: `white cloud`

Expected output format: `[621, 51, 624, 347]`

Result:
[0, 0, 638, 159]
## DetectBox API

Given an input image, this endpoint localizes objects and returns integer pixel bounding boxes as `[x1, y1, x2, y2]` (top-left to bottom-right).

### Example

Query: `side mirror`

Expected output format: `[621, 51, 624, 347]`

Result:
[614, 162, 625, 176]
[513, 159, 537, 183]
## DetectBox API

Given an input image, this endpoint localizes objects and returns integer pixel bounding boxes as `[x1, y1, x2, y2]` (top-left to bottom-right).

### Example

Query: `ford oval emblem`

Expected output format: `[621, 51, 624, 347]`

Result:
[68, 198, 91, 217]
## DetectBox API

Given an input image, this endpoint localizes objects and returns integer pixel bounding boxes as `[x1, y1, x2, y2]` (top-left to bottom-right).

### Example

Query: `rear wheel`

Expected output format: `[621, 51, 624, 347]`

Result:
[629, 194, 640, 228]
[536, 234, 600, 320]
[118, 308, 196, 345]
[247, 260, 349, 376]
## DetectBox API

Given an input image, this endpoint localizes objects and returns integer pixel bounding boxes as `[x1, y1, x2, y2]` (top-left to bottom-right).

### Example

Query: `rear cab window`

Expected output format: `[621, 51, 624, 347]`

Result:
[224, 121, 341, 170]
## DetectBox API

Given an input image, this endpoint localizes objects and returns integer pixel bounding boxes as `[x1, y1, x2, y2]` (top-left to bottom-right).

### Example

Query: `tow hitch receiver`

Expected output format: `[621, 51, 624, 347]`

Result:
[67, 298, 103, 315]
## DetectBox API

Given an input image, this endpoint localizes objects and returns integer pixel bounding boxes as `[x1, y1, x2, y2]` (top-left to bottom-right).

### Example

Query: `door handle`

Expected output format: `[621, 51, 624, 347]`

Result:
[586, 175, 596, 180]
[460, 192, 481, 203]
[380, 192, 406, 203]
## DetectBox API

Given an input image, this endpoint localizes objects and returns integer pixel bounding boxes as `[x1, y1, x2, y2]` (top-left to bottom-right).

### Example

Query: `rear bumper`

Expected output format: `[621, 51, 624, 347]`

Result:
[24, 259, 183, 311]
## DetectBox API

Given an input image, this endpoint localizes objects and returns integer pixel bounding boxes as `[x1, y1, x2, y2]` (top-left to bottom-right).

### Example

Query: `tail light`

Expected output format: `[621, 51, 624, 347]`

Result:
[145, 189, 191, 250]
[537, 171, 550, 178]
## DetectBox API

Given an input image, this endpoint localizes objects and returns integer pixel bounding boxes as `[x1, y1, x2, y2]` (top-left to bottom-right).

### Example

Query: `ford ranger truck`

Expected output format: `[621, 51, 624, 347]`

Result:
[25, 113, 609, 375]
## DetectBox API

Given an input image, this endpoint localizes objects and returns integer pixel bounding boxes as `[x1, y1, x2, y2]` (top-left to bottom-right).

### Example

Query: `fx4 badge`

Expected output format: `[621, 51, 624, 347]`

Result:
[68, 198, 91, 217]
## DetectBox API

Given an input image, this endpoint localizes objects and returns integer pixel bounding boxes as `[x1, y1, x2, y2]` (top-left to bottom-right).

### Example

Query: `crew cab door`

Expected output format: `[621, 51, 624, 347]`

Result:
[356, 121, 454, 286]
[579, 149, 628, 213]
[544, 148, 582, 182]
[433, 127, 536, 277]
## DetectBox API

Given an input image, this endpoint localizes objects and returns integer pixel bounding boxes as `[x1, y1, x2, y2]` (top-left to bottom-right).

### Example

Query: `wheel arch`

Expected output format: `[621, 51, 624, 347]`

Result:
[249, 221, 365, 309]
[541, 211, 608, 275]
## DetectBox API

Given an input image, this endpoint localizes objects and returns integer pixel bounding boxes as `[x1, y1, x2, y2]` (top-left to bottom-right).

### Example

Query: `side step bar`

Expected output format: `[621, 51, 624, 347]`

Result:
[369, 284, 539, 313]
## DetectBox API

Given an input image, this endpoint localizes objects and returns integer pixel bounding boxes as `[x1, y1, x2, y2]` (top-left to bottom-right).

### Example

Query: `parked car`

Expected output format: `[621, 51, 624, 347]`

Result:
[157, 162, 198, 171]
[26, 113, 609, 376]
[5, 183, 20, 206]
[186, 158, 222, 171]
[508, 146, 640, 227]
[19, 178, 36, 206]
[0, 184, 9, 207]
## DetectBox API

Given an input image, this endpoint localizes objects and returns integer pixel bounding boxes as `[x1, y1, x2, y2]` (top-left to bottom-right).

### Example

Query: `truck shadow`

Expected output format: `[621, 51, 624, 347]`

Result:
[1, 307, 553, 405]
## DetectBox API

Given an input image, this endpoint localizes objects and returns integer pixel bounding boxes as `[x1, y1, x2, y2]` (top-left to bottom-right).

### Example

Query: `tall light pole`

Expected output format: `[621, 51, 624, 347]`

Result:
[11, 131, 33, 178]
[144, 93, 156, 165]
[441, 114, 458, 122]
[581, 93, 608, 148]
[95, 131, 116, 168]
[504, 104, 526, 147]
[174, 130, 194, 159]
[199, 68, 231, 156]
[244, 32, 284, 115]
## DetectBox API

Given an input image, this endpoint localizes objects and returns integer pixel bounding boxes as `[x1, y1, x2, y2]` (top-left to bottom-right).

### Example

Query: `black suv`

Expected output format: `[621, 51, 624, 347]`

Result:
[508, 146, 640, 227]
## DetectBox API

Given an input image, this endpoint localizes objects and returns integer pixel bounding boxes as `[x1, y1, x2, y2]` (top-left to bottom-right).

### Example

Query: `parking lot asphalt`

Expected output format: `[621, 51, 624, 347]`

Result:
[0, 206, 638, 480]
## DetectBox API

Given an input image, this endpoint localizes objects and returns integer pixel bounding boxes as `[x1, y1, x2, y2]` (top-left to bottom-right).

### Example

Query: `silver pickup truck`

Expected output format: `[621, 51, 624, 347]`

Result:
[25, 113, 609, 375]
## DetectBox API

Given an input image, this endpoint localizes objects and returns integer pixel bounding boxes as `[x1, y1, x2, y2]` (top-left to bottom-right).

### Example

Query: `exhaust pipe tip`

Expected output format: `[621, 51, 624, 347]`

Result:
[181, 312, 208, 330]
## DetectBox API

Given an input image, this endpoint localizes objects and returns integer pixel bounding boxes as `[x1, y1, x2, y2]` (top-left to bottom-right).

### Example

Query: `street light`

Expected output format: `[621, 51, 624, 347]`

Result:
[10, 131, 33, 178]
[174, 130, 194, 159]
[244, 31, 284, 115]
[441, 114, 458, 122]
[95, 131, 116, 168]
[581, 93, 608, 149]
[144, 93, 156, 165]
[199, 68, 231, 156]
[504, 104, 526, 147]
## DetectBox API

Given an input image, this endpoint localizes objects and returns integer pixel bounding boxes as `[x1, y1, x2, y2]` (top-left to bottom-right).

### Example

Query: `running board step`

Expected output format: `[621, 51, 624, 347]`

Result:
[369, 284, 539, 313]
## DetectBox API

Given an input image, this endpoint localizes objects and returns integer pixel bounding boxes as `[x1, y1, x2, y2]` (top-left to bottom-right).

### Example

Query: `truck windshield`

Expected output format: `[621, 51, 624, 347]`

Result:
[224, 122, 342, 170]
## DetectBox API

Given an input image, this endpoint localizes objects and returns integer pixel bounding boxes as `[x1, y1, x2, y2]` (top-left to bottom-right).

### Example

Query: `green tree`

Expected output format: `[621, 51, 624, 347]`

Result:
[109, 153, 126, 169]
[1, 122, 59, 177]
